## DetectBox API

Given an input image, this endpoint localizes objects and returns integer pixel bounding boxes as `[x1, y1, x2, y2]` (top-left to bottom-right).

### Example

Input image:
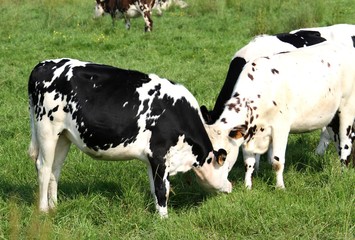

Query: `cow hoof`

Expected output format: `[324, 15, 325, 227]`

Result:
[275, 185, 286, 190]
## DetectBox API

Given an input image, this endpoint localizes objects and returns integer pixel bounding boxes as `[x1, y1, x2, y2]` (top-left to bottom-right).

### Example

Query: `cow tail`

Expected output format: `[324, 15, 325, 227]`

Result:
[28, 97, 39, 162]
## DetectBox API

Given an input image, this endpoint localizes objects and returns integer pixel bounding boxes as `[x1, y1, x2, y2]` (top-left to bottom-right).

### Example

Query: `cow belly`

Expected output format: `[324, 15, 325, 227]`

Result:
[62, 122, 151, 162]
[289, 97, 339, 132]
[290, 113, 336, 133]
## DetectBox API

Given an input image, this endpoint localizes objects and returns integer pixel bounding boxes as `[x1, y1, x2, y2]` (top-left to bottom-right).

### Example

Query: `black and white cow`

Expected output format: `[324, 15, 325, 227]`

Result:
[206, 42, 355, 189]
[201, 24, 355, 187]
[28, 58, 232, 218]
[94, 0, 155, 31]
[203, 24, 355, 124]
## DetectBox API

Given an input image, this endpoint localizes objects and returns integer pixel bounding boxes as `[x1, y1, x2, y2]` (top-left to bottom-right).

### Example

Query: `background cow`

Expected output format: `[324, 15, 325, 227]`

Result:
[159, 0, 188, 10]
[94, 0, 155, 31]
[202, 24, 355, 125]
[201, 24, 355, 187]
[207, 42, 355, 189]
[28, 58, 232, 218]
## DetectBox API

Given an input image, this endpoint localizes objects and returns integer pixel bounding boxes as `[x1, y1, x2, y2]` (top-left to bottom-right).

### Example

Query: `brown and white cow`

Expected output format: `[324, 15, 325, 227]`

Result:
[94, 0, 155, 31]
[206, 42, 355, 189]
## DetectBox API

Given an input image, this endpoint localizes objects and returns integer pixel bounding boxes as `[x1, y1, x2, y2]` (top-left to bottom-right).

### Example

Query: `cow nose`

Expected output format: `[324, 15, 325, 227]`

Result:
[220, 180, 232, 193]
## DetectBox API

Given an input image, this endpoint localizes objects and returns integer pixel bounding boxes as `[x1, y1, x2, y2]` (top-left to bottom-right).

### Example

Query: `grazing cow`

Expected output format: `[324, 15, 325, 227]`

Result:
[28, 58, 232, 218]
[206, 42, 355, 189]
[201, 24, 355, 187]
[94, 0, 155, 31]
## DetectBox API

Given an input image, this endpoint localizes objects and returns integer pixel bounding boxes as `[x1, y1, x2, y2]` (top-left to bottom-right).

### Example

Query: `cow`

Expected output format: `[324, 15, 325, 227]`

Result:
[159, 0, 188, 10]
[28, 58, 232, 218]
[201, 24, 355, 187]
[94, 0, 156, 31]
[205, 42, 355, 190]
[202, 24, 355, 125]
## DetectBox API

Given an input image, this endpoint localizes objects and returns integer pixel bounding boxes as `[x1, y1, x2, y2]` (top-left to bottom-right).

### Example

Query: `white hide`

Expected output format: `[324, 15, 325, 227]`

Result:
[211, 42, 355, 189]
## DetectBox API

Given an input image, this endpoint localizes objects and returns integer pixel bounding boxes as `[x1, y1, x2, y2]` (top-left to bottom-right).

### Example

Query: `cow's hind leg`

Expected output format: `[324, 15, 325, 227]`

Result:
[36, 136, 58, 212]
[48, 134, 71, 209]
[315, 127, 333, 155]
[35, 120, 66, 212]
[147, 157, 170, 218]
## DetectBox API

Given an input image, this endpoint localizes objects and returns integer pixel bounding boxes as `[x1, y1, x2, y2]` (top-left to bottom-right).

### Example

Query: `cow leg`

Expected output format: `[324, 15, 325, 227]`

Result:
[155, 1, 163, 16]
[124, 14, 131, 30]
[48, 135, 71, 209]
[271, 129, 289, 189]
[143, 11, 153, 32]
[254, 154, 261, 173]
[267, 143, 274, 165]
[137, 3, 153, 31]
[147, 159, 170, 218]
[338, 114, 355, 167]
[36, 138, 57, 212]
[242, 148, 255, 189]
[315, 127, 332, 155]
[110, 11, 117, 27]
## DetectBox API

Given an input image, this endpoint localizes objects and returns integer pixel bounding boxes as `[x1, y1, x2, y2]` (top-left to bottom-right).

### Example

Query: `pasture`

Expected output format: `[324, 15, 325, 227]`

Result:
[0, 0, 354, 238]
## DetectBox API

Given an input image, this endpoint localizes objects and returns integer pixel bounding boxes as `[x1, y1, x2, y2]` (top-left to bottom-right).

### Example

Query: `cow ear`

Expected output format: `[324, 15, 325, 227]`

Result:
[200, 105, 212, 123]
[215, 149, 227, 166]
[229, 125, 247, 139]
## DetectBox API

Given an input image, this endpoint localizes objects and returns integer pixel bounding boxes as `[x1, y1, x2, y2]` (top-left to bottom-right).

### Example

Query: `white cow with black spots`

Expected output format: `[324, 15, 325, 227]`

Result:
[201, 24, 355, 188]
[206, 42, 355, 189]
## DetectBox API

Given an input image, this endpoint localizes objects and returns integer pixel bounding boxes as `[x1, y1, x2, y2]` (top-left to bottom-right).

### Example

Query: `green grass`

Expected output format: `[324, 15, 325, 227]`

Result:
[0, 0, 354, 239]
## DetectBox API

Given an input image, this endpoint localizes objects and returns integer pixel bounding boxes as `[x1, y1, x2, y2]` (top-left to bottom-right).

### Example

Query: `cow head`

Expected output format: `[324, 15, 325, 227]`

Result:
[94, 0, 106, 18]
[193, 148, 232, 193]
[205, 106, 273, 175]
[203, 95, 273, 172]
[205, 125, 241, 173]
[94, 0, 111, 19]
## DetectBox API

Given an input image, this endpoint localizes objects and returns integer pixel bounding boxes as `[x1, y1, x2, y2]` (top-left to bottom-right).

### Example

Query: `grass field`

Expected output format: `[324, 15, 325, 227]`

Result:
[0, 0, 354, 239]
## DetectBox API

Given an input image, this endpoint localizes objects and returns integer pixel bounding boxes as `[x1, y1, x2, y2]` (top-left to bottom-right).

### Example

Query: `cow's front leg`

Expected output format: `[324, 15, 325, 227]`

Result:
[338, 114, 354, 167]
[138, 3, 153, 31]
[143, 12, 153, 32]
[110, 11, 116, 28]
[271, 129, 289, 189]
[147, 158, 170, 218]
[123, 14, 131, 30]
[242, 148, 256, 189]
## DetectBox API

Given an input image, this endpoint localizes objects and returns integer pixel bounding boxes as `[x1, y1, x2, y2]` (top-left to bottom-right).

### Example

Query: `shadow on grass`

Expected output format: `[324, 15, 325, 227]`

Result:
[224, 132, 345, 189]
[0, 132, 344, 215]
[53, 172, 225, 213]
[0, 179, 35, 206]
